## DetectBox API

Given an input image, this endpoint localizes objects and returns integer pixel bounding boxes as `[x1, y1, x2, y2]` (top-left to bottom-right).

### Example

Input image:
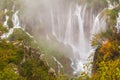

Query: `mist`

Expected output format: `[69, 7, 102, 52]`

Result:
[19, 0, 107, 75]
[20, 0, 106, 37]
[20, 0, 75, 36]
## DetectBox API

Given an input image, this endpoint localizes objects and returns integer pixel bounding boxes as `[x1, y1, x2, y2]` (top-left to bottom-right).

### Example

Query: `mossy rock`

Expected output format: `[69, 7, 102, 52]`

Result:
[8, 28, 34, 45]
[6, 10, 14, 28]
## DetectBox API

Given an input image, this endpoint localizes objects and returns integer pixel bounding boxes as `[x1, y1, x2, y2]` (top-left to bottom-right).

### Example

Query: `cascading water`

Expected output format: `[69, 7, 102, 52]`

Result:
[12, 11, 21, 28]
[52, 56, 63, 73]
[106, 0, 119, 9]
[1, 8, 33, 39]
[1, 11, 21, 39]
[116, 12, 120, 33]
[21, 0, 107, 75]
[49, 5, 107, 75]
[3, 9, 9, 27]
[91, 9, 107, 37]
[3, 15, 9, 27]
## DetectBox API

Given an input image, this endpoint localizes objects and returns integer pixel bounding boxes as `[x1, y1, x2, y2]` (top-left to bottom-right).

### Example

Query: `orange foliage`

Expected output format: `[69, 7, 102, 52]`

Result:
[99, 39, 112, 55]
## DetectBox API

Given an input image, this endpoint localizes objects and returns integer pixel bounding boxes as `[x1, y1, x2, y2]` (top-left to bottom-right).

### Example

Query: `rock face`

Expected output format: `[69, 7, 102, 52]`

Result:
[48, 67, 56, 77]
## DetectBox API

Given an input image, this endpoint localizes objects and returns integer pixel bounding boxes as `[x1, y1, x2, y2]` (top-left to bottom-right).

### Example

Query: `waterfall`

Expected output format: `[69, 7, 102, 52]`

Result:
[12, 11, 21, 28]
[116, 12, 120, 33]
[1, 9, 33, 39]
[3, 9, 9, 27]
[91, 9, 107, 38]
[3, 15, 9, 27]
[1, 11, 21, 39]
[49, 5, 106, 75]
[52, 56, 63, 73]
[22, 0, 107, 75]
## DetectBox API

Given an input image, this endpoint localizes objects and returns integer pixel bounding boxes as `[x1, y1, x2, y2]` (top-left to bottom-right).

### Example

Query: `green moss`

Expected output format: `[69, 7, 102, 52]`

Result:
[8, 28, 34, 45]
[19, 57, 54, 80]
[0, 40, 24, 65]
[6, 10, 13, 28]
[0, 63, 26, 80]
[107, 9, 118, 26]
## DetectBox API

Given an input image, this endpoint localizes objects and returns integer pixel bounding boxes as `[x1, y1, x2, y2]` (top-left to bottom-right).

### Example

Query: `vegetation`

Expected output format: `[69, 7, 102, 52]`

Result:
[6, 10, 13, 28]
[0, 10, 68, 80]
[90, 5, 120, 80]
[0, 0, 120, 80]
[0, 26, 59, 80]
[9, 28, 34, 45]
[91, 27, 120, 80]
[0, 11, 5, 23]
[0, 23, 8, 33]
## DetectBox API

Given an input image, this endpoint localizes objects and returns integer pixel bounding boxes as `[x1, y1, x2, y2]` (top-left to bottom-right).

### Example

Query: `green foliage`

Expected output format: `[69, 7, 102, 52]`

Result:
[9, 28, 34, 46]
[77, 31, 120, 79]
[0, 39, 59, 80]
[6, 10, 13, 28]
[106, 9, 118, 27]
[0, 22, 8, 33]
[91, 24, 120, 80]
[90, 3, 120, 78]
[0, 40, 24, 69]
[0, 64, 25, 80]
[19, 57, 51, 80]
[0, 40, 26, 80]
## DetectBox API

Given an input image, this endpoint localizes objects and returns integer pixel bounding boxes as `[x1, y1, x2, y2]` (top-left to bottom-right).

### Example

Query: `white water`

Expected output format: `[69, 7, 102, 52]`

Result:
[1, 11, 21, 39]
[3, 9, 9, 27]
[1, 9, 33, 39]
[48, 5, 106, 75]
[106, 0, 119, 9]
[3, 15, 9, 27]
[91, 9, 107, 37]
[22, 0, 107, 75]
[52, 56, 63, 73]
[116, 12, 120, 33]
[106, 0, 114, 9]
[12, 11, 21, 28]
